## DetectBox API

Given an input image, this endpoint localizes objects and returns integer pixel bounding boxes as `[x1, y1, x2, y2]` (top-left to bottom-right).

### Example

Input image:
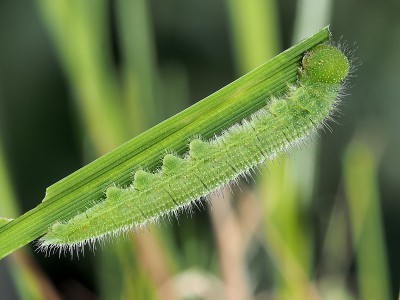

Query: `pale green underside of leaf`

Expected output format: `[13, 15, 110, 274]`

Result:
[0, 26, 330, 259]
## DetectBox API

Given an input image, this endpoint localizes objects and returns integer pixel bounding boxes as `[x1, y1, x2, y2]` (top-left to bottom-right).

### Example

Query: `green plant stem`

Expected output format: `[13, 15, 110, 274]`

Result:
[224, 0, 279, 298]
[0, 137, 59, 299]
[0, 27, 330, 259]
[343, 140, 391, 300]
[117, 0, 159, 134]
[258, 3, 332, 298]
[226, 0, 280, 71]
[36, 0, 126, 153]
[0, 141, 19, 219]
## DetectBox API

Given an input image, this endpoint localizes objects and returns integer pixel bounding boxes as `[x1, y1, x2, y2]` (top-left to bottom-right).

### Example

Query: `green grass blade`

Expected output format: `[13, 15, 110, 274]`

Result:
[226, 0, 280, 71]
[36, 0, 126, 153]
[116, 0, 159, 134]
[0, 27, 330, 259]
[0, 141, 19, 219]
[343, 140, 391, 300]
[224, 0, 279, 298]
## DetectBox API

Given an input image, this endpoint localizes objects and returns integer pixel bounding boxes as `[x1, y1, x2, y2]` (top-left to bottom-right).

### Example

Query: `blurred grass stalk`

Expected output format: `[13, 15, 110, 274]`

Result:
[222, 0, 281, 298]
[292, 0, 333, 42]
[226, 0, 279, 71]
[261, 0, 334, 298]
[261, 0, 333, 298]
[36, 0, 126, 154]
[226, 0, 312, 298]
[209, 187, 250, 300]
[116, 0, 159, 134]
[36, 0, 176, 299]
[227, 0, 333, 298]
[0, 139, 59, 299]
[343, 139, 391, 300]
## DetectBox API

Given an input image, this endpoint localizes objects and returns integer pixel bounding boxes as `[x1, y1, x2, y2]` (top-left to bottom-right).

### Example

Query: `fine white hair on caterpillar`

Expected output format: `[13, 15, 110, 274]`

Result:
[37, 44, 351, 257]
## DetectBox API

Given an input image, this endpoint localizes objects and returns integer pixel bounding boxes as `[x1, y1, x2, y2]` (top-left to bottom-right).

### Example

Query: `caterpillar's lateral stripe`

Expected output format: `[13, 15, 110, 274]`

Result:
[38, 45, 350, 255]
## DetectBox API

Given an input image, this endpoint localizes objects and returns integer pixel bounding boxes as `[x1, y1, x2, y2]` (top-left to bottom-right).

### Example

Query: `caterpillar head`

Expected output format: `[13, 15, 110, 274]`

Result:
[302, 44, 349, 84]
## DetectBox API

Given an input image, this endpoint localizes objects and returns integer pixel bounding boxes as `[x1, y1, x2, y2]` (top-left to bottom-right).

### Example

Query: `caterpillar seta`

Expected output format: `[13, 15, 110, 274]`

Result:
[38, 44, 350, 255]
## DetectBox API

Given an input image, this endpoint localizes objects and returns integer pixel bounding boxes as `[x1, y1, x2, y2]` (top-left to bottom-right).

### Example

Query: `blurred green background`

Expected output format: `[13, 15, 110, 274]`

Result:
[0, 0, 399, 299]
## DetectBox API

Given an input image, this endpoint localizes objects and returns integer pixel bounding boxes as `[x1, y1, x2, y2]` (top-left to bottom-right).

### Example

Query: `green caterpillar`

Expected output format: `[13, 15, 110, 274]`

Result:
[39, 44, 350, 255]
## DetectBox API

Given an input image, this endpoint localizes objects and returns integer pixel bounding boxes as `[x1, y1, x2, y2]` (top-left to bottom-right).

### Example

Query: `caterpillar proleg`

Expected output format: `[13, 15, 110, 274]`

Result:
[39, 44, 350, 255]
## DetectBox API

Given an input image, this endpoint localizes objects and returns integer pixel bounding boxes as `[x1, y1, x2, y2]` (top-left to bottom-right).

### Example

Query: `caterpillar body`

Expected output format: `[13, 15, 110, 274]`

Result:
[39, 45, 350, 254]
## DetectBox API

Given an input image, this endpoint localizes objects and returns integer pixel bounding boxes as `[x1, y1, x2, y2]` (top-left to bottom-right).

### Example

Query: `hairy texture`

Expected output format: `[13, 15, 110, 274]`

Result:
[39, 45, 350, 256]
